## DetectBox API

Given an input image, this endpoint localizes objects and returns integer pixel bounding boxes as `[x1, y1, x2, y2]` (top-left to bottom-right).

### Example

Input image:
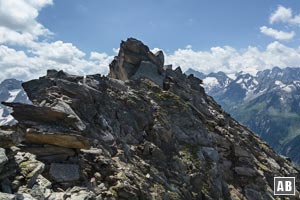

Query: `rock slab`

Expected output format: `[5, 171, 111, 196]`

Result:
[50, 163, 80, 183]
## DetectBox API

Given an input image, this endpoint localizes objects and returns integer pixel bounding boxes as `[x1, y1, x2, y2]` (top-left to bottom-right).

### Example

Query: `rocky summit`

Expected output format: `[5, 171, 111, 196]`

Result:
[0, 38, 299, 200]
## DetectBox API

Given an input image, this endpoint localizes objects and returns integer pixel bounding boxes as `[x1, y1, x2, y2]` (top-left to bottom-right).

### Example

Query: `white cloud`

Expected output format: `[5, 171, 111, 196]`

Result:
[261, 5, 299, 41]
[0, 0, 52, 38]
[0, 44, 112, 81]
[270, 5, 292, 24]
[185, 44, 192, 49]
[0, 0, 112, 82]
[165, 46, 238, 74]
[0, 27, 35, 47]
[32, 41, 86, 64]
[164, 41, 300, 76]
[269, 5, 300, 26]
[89, 52, 114, 74]
[260, 26, 295, 40]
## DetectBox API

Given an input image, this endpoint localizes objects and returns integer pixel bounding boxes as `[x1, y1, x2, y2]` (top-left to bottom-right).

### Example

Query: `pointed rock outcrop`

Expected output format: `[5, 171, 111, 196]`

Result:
[108, 38, 164, 82]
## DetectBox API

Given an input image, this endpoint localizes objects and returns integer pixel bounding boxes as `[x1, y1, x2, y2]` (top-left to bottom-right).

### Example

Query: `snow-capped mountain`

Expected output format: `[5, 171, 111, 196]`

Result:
[186, 67, 300, 165]
[0, 79, 31, 126]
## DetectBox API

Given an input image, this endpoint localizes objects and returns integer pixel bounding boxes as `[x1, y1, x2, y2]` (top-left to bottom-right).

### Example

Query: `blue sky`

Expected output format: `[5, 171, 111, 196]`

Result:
[38, 0, 300, 53]
[2, 0, 300, 81]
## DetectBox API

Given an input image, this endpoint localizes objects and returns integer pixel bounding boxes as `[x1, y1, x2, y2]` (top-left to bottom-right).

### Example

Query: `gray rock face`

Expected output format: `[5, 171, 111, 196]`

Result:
[2, 102, 85, 132]
[49, 163, 80, 183]
[155, 50, 164, 67]
[108, 38, 164, 81]
[0, 148, 8, 173]
[234, 167, 257, 177]
[131, 61, 164, 87]
[202, 147, 219, 162]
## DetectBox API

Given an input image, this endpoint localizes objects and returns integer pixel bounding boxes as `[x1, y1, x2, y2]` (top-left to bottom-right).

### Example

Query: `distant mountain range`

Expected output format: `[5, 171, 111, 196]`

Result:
[186, 67, 300, 165]
[0, 79, 31, 126]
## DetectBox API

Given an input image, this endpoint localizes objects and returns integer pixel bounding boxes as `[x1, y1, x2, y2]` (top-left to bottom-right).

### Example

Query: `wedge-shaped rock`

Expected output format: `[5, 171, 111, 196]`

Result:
[109, 38, 164, 81]
[2, 102, 84, 131]
[25, 128, 90, 149]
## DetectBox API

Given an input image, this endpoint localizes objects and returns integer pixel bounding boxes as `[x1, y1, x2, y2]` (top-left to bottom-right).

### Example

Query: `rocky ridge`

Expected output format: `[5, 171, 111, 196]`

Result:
[188, 67, 300, 165]
[0, 38, 299, 199]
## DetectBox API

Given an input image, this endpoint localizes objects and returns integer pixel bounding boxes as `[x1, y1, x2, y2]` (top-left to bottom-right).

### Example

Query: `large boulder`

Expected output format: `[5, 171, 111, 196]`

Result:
[108, 38, 164, 81]
[2, 102, 85, 132]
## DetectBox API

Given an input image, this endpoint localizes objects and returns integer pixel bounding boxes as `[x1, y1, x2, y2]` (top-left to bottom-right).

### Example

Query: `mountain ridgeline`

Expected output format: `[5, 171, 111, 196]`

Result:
[0, 38, 299, 199]
[0, 79, 31, 126]
[186, 67, 300, 165]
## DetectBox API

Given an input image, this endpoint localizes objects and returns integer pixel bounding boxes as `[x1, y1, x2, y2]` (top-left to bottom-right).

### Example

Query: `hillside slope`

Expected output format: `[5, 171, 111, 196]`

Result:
[188, 67, 300, 165]
[0, 38, 299, 199]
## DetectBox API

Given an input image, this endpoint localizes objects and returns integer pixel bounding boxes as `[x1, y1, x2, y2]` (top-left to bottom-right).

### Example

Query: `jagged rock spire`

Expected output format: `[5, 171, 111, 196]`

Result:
[108, 38, 164, 81]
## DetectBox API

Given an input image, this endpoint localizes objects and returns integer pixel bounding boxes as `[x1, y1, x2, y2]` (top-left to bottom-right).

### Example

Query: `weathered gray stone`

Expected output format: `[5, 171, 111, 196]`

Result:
[196, 149, 205, 161]
[70, 191, 95, 200]
[50, 163, 80, 182]
[2, 102, 84, 131]
[234, 145, 251, 158]
[108, 38, 164, 82]
[0, 148, 8, 173]
[155, 50, 164, 67]
[0, 192, 16, 200]
[24, 175, 52, 200]
[234, 167, 257, 177]
[16, 193, 37, 200]
[14, 152, 45, 188]
[244, 188, 263, 200]
[131, 61, 164, 87]
[48, 192, 66, 200]
[36, 175, 51, 189]
[0, 130, 24, 148]
[1, 178, 12, 194]
[21, 160, 45, 188]
[202, 147, 219, 162]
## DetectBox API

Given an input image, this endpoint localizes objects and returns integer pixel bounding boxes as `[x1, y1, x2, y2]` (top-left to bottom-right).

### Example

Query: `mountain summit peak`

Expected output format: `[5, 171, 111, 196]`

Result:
[0, 39, 299, 199]
[108, 38, 164, 82]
